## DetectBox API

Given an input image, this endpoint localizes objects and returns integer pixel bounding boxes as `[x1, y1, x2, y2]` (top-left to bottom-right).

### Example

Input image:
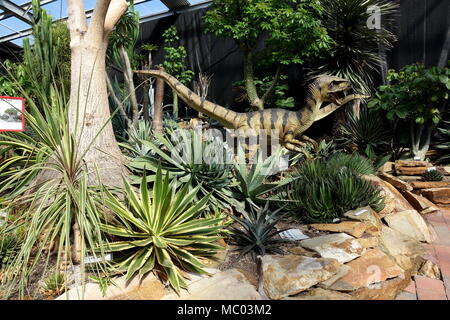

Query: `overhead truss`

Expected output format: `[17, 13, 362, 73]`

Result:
[0, 0, 34, 23]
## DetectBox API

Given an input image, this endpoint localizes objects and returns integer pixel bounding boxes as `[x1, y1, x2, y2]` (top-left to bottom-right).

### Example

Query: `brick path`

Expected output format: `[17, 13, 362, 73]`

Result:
[396, 207, 450, 300]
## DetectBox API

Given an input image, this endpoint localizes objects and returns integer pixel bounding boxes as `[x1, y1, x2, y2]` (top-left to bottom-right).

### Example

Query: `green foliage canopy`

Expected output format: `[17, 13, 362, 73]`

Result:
[368, 64, 450, 125]
[161, 26, 194, 85]
[203, 0, 332, 66]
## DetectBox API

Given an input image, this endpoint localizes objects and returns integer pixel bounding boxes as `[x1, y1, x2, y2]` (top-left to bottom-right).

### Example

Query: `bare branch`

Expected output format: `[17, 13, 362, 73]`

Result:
[106, 72, 133, 129]
[119, 46, 140, 127]
[104, 0, 129, 38]
[261, 65, 282, 104]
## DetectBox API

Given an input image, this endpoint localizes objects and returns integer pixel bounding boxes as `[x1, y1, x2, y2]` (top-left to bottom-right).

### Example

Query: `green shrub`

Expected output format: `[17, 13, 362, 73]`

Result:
[229, 202, 287, 261]
[4, 108, 18, 117]
[100, 167, 224, 293]
[283, 154, 384, 223]
[368, 63, 450, 160]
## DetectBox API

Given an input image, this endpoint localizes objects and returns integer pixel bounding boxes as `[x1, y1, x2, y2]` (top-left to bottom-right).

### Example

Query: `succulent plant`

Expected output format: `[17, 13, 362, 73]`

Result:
[422, 169, 444, 182]
[0, 233, 21, 270]
[41, 273, 65, 297]
[100, 166, 225, 293]
[228, 202, 287, 261]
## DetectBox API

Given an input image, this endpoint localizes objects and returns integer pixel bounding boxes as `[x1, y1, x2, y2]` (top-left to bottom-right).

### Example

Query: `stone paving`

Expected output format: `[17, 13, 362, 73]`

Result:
[396, 207, 450, 300]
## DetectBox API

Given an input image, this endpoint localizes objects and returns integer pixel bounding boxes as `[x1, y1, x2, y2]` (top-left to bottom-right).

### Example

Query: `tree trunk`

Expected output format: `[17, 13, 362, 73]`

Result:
[173, 92, 179, 119]
[142, 79, 151, 123]
[243, 50, 264, 111]
[67, 0, 129, 187]
[153, 76, 165, 133]
[410, 121, 433, 161]
[119, 46, 139, 127]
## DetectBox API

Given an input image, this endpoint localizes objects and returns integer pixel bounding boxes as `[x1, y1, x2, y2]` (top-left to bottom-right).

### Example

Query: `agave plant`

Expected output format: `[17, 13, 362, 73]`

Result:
[288, 139, 338, 166]
[421, 170, 444, 182]
[129, 127, 234, 209]
[100, 167, 224, 293]
[229, 202, 287, 261]
[120, 120, 154, 157]
[228, 147, 292, 212]
[314, 0, 398, 94]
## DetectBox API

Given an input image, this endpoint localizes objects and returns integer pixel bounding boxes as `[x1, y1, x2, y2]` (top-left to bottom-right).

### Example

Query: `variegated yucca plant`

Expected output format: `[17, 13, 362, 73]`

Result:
[100, 166, 224, 293]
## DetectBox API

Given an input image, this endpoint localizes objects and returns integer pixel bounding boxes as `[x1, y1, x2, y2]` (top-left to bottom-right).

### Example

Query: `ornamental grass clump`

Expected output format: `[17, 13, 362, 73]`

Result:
[100, 167, 225, 293]
[283, 153, 384, 223]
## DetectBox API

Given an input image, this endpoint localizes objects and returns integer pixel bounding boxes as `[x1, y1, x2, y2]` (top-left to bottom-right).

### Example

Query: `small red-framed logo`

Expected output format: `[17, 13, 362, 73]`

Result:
[0, 96, 25, 132]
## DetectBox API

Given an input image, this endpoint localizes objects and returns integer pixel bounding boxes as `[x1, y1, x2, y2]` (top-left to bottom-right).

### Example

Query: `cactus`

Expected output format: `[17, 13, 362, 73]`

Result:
[422, 169, 444, 181]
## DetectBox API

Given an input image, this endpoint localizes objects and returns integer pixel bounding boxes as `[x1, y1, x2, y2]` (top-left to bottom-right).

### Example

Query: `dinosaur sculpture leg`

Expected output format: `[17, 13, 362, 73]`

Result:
[300, 135, 318, 149]
[284, 134, 311, 159]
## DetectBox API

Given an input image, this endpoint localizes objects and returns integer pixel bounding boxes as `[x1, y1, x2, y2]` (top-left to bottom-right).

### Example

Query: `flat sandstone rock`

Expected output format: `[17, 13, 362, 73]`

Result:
[378, 226, 425, 272]
[310, 221, 367, 238]
[261, 255, 342, 300]
[420, 188, 450, 204]
[328, 248, 404, 291]
[383, 210, 432, 243]
[300, 233, 365, 264]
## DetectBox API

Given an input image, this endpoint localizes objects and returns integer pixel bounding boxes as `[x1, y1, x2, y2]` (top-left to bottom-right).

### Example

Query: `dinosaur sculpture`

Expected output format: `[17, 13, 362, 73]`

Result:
[135, 69, 368, 154]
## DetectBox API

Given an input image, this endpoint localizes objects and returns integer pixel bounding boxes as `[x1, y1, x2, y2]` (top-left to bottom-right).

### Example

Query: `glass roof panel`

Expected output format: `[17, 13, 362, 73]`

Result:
[135, 0, 167, 17]
[0, 16, 30, 37]
[13, 0, 32, 5]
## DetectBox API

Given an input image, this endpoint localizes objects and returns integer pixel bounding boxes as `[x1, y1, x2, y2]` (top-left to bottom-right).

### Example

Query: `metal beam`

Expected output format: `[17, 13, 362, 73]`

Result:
[160, 0, 190, 10]
[140, 0, 211, 24]
[0, 0, 56, 21]
[0, 0, 33, 24]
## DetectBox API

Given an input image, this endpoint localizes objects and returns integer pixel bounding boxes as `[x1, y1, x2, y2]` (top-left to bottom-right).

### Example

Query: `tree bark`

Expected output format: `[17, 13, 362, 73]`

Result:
[119, 46, 139, 127]
[106, 73, 133, 129]
[67, 0, 129, 187]
[142, 79, 151, 123]
[243, 49, 264, 111]
[172, 92, 179, 119]
[153, 76, 165, 133]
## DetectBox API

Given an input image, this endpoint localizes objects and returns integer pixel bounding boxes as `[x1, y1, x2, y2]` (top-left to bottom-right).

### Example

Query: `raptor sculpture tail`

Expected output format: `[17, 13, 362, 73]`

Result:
[135, 69, 242, 128]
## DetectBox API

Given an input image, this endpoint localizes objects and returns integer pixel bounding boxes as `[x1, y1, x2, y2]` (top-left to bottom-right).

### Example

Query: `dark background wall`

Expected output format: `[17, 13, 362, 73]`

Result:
[388, 0, 450, 69]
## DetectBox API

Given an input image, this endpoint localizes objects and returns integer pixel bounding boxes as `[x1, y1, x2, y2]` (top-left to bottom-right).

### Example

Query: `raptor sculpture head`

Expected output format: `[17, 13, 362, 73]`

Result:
[312, 75, 353, 106]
